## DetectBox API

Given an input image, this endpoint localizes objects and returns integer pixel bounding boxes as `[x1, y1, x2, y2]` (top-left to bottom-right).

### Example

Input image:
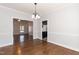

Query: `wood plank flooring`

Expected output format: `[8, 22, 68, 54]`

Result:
[0, 35, 79, 55]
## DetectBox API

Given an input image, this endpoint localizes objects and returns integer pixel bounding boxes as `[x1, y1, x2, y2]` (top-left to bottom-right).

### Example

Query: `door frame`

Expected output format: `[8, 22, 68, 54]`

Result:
[13, 18, 33, 43]
[42, 20, 48, 41]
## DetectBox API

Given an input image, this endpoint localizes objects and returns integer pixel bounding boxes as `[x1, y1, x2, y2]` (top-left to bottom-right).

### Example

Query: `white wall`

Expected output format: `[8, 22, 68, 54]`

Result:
[33, 20, 39, 39]
[33, 19, 42, 39]
[0, 5, 32, 47]
[47, 4, 79, 51]
[36, 17, 47, 39]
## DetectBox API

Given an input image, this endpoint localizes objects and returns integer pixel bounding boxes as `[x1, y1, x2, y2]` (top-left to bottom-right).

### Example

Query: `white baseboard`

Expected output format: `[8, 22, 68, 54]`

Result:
[0, 43, 13, 47]
[48, 40, 79, 52]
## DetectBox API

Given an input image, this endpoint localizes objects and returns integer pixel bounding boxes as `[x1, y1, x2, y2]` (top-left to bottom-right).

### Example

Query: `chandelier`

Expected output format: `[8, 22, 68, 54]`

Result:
[32, 3, 40, 19]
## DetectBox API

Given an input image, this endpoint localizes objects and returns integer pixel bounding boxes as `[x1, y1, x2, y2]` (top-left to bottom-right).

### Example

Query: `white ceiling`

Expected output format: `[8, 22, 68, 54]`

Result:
[0, 3, 65, 15]
[0, 3, 78, 16]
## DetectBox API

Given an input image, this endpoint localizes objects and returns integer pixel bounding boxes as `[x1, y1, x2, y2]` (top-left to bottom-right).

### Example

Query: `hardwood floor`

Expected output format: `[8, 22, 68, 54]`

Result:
[0, 35, 79, 55]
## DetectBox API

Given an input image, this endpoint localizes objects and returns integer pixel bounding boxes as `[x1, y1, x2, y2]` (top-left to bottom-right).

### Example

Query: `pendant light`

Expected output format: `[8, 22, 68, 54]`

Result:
[32, 3, 40, 19]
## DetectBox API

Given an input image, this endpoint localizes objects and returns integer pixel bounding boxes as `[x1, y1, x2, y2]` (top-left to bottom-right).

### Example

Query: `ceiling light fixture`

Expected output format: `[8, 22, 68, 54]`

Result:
[32, 3, 40, 19]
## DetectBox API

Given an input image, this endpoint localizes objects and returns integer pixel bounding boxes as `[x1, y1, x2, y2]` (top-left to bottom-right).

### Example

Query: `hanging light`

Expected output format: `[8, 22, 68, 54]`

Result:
[32, 3, 40, 19]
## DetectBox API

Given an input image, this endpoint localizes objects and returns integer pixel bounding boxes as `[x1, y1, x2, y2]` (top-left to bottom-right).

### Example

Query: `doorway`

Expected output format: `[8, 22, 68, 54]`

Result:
[13, 18, 33, 44]
[42, 20, 47, 41]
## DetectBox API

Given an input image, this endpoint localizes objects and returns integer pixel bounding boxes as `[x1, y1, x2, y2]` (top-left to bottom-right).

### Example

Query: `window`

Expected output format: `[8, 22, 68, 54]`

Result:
[20, 25, 24, 33]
